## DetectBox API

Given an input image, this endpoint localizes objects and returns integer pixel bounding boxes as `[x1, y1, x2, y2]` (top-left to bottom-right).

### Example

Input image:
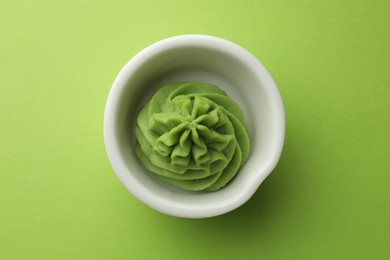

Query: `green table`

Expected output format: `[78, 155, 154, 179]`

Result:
[1, 0, 389, 259]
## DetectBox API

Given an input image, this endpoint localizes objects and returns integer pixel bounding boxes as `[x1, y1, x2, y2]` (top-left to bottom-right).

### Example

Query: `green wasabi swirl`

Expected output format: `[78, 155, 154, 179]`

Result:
[135, 82, 250, 191]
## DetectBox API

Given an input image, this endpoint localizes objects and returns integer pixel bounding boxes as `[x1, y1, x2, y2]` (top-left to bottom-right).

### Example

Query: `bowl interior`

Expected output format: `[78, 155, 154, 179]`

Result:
[109, 39, 283, 215]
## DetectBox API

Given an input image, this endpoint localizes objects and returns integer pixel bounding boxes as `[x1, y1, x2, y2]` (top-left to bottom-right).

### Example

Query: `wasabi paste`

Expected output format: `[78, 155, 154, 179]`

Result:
[135, 82, 250, 191]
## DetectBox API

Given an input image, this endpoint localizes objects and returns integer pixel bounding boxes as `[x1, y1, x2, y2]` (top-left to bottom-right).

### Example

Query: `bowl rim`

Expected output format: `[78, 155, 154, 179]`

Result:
[104, 34, 285, 218]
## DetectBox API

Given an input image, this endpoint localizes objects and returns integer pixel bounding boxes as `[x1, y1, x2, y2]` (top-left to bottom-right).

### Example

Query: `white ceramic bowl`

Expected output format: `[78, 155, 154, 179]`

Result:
[104, 35, 285, 218]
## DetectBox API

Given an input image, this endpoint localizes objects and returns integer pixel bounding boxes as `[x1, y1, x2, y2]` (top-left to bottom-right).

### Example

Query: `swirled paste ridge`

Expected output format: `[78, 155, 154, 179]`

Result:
[135, 82, 250, 191]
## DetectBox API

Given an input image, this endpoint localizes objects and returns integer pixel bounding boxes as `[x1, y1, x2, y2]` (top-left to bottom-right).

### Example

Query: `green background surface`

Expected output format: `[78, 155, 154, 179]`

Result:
[1, 0, 389, 259]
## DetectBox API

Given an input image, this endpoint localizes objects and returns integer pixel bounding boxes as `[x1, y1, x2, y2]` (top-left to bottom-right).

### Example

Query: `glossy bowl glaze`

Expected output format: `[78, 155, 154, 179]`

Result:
[104, 35, 285, 218]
